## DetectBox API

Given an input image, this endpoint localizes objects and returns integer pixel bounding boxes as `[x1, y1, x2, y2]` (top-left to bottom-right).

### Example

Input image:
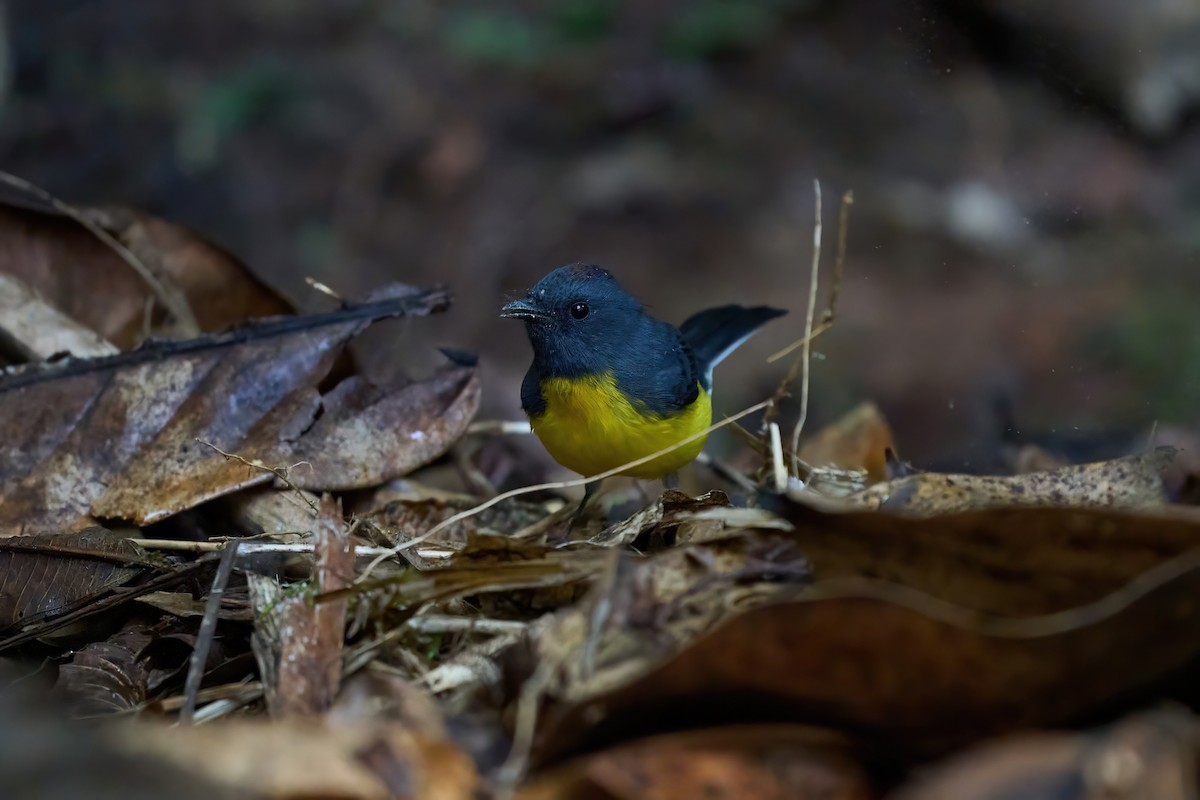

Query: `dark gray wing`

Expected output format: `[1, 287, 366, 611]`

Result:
[612, 319, 700, 417]
[680, 305, 787, 389]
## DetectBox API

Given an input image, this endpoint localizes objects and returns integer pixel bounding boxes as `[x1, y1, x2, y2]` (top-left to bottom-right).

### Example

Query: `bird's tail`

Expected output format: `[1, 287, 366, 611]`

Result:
[680, 305, 787, 388]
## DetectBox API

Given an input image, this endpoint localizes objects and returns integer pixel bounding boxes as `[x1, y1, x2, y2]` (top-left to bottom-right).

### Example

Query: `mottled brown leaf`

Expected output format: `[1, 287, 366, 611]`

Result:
[291, 363, 480, 491]
[0, 200, 291, 348]
[0, 286, 453, 533]
[848, 447, 1173, 515]
[0, 528, 144, 629]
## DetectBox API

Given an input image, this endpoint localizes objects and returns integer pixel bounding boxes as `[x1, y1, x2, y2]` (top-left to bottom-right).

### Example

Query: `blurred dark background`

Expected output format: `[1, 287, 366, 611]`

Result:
[5, 0, 1199, 475]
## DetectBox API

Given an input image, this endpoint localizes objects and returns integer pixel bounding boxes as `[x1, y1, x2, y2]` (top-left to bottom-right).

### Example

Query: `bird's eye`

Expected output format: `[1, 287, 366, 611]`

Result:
[570, 302, 590, 320]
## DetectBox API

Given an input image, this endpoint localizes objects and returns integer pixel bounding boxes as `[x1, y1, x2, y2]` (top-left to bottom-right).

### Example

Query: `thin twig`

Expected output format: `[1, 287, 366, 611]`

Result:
[357, 400, 772, 582]
[180, 540, 239, 724]
[135, 538, 452, 559]
[764, 319, 834, 365]
[467, 419, 533, 436]
[196, 439, 319, 512]
[789, 180, 823, 478]
[766, 190, 853, 364]
[0, 170, 200, 336]
[304, 277, 344, 303]
[406, 615, 527, 635]
[824, 190, 854, 325]
[769, 422, 787, 492]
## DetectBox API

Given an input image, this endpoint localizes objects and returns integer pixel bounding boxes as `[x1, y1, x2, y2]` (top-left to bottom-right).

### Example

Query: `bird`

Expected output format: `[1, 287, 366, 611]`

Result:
[501, 263, 786, 515]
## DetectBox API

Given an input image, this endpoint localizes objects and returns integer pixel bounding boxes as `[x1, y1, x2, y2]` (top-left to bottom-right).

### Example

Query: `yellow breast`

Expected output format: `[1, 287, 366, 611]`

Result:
[529, 372, 712, 479]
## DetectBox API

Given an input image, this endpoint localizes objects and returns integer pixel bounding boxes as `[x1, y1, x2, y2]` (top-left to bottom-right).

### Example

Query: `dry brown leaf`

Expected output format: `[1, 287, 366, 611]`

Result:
[0, 286, 457, 534]
[474, 533, 812, 761]
[114, 718, 478, 799]
[215, 485, 321, 537]
[588, 490, 732, 548]
[54, 625, 152, 716]
[531, 535, 1200, 765]
[0, 200, 291, 347]
[845, 447, 1172, 515]
[799, 401, 895, 485]
[0, 528, 146, 629]
[890, 708, 1197, 800]
[290, 364, 481, 491]
[520, 725, 872, 800]
[0, 273, 119, 361]
[776, 502, 1200, 614]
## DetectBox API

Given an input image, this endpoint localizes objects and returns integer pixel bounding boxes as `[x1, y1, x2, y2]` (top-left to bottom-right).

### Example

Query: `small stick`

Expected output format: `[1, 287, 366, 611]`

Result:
[179, 540, 239, 724]
[467, 419, 533, 436]
[766, 190, 853, 364]
[196, 439, 318, 512]
[769, 422, 787, 493]
[406, 615, 527, 635]
[137, 538, 404, 557]
[790, 180, 823, 478]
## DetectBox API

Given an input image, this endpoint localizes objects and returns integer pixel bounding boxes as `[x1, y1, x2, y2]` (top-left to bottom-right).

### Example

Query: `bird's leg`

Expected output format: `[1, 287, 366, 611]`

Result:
[569, 480, 601, 528]
[662, 472, 681, 491]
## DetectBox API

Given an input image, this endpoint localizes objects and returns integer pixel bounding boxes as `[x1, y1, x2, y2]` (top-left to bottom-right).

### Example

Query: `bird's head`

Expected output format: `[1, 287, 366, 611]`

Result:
[501, 263, 643, 377]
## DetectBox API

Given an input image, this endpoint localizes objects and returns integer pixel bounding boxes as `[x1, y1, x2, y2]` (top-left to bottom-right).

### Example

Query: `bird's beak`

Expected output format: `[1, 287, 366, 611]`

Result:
[500, 298, 547, 320]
